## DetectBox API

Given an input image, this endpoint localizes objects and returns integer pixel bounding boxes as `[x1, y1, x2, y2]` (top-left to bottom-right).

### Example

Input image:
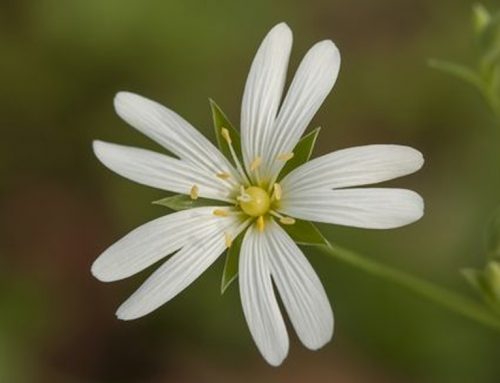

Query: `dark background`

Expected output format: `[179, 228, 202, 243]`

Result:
[1, 1, 500, 382]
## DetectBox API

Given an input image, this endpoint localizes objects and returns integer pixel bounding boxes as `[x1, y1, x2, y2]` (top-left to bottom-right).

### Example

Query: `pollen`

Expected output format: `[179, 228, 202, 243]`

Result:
[216, 172, 231, 180]
[224, 232, 233, 248]
[190, 185, 199, 200]
[221, 127, 232, 144]
[249, 156, 262, 171]
[273, 183, 282, 201]
[279, 217, 296, 225]
[277, 152, 294, 161]
[213, 209, 229, 217]
[256, 216, 265, 232]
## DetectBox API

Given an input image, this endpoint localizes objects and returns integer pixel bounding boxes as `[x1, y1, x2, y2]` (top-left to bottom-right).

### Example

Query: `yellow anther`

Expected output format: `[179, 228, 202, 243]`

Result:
[221, 127, 232, 144]
[216, 172, 231, 180]
[213, 209, 229, 217]
[279, 217, 296, 225]
[256, 216, 265, 232]
[250, 157, 262, 171]
[277, 152, 294, 161]
[190, 185, 199, 200]
[273, 183, 282, 201]
[224, 232, 233, 248]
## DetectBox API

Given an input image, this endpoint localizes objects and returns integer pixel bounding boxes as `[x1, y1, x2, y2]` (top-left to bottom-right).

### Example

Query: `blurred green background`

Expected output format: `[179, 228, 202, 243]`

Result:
[2, 0, 500, 382]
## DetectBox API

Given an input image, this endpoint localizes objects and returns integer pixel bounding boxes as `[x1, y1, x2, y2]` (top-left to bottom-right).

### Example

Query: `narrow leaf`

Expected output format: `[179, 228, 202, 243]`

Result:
[221, 231, 244, 294]
[278, 127, 321, 180]
[281, 219, 327, 246]
[428, 59, 484, 90]
[209, 99, 243, 163]
[153, 194, 224, 211]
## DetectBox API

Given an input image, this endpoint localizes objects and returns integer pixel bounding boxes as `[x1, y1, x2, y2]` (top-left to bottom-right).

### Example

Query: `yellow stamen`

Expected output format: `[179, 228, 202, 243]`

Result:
[216, 172, 231, 180]
[213, 209, 229, 217]
[277, 152, 294, 161]
[250, 157, 262, 171]
[256, 216, 265, 232]
[190, 185, 199, 200]
[221, 127, 232, 144]
[279, 217, 296, 225]
[224, 232, 233, 248]
[273, 183, 282, 201]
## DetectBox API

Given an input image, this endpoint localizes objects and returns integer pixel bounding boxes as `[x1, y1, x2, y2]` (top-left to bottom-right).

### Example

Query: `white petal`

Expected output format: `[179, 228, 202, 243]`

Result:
[264, 40, 341, 181]
[239, 224, 289, 366]
[240, 23, 293, 180]
[281, 145, 424, 193]
[280, 188, 424, 229]
[266, 220, 333, 350]
[116, 215, 248, 320]
[92, 207, 228, 282]
[114, 92, 240, 181]
[93, 140, 234, 202]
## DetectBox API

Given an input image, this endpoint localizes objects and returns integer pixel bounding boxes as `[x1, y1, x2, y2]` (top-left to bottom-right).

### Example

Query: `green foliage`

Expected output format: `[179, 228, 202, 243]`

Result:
[430, 3, 500, 118]
[153, 194, 225, 211]
[209, 99, 243, 164]
[278, 127, 321, 180]
[462, 261, 500, 313]
[220, 232, 244, 294]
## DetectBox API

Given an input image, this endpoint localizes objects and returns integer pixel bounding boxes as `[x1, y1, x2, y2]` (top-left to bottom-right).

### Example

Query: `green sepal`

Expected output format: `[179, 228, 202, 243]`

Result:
[209, 99, 243, 164]
[278, 127, 321, 181]
[281, 219, 327, 246]
[153, 194, 225, 211]
[220, 231, 244, 294]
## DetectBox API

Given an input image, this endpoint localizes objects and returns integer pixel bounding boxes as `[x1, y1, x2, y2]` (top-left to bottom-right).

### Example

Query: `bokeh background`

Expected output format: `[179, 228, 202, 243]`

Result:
[2, 0, 500, 382]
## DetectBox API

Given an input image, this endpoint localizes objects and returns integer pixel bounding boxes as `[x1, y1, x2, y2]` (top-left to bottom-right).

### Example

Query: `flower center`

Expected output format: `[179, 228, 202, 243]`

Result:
[239, 186, 271, 217]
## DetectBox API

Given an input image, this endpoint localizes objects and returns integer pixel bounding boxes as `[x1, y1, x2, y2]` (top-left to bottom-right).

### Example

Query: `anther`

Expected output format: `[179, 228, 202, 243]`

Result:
[256, 216, 265, 232]
[250, 157, 262, 171]
[279, 217, 296, 225]
[213, 209, 229, 217]
[277, 152, 294, 161]
[216, 172, 231, 180]
[221, 127, 232, 145]
[273, 183, 282, 201]
[190, 185, 199, 200]
[224, 232, 233, 248]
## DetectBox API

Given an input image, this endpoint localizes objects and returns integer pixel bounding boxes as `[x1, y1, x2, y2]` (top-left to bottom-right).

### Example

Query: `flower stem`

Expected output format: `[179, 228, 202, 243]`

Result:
[318, 241, 500, 332]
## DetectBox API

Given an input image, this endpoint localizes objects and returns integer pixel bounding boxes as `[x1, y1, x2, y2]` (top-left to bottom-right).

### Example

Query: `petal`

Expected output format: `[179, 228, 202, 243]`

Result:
[266, 220, 334, 350]
[280, 188, 424, 229]
[116, 215, 248, 320]
[264, 40, 341, 181]
[114, 92, 240, 181]
[239, 223, 289, 366]
[93, 140, 234, 202]
[92, 207, 229, 282]
[281, 145, 424, 193]
[240, 23, 293, 180]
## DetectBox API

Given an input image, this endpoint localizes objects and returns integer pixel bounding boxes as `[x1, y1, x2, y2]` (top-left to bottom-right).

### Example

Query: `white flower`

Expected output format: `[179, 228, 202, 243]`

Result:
[91, 23, 424, 366]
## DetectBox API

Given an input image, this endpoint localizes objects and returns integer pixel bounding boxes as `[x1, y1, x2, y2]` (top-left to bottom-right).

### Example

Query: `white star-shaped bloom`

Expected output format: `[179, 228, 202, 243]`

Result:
[92, 23, 424, 366]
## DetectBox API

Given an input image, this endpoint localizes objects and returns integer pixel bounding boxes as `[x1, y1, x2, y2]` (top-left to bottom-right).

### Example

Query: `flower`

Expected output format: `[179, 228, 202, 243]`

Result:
[91, 22, 424, 366]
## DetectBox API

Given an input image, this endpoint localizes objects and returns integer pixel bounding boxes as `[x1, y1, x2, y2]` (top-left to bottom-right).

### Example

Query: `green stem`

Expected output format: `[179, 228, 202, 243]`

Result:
[318, 241, 500, 332]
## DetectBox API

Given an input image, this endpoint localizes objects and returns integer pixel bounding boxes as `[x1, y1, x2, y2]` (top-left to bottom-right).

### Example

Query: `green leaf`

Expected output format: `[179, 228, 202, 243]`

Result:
[220, 232, 244, 294]
[278, 127, 321, 180]
[473, 3, 491, 35]
[281, 219, 326, 246]
[428, 59, 484, 90]
[209, 99, 243, 164]
[153, 194, 225, 211]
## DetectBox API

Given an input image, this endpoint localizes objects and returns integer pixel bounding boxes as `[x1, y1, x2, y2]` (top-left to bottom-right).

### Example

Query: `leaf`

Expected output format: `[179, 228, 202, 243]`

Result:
[278, 127, 321, 180]
[220, 231, 244, 294]
[153, 194, 225, 211]
[472, 3, 491, 35]
[281, 219, 327, 246]
[209, 99, 243, 164]
[428, 59, 484, 90]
